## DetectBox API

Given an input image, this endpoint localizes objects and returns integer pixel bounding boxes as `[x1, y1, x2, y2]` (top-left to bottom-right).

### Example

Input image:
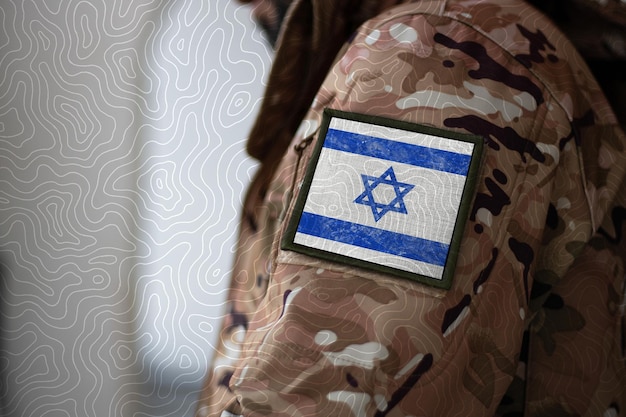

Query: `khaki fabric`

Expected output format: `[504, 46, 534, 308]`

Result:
[196, 0, 626, 416]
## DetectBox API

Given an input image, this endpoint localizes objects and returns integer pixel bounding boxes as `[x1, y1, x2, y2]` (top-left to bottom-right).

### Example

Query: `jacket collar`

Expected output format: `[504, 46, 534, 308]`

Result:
[246, 0, 400, 163]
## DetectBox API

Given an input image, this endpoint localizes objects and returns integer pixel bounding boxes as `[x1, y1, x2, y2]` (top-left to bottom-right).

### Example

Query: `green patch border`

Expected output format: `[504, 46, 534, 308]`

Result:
[281, 109, 484, 290]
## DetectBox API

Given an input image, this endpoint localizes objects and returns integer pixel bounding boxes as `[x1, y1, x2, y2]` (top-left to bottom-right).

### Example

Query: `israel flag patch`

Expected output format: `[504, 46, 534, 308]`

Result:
[282, 109, 483, 289]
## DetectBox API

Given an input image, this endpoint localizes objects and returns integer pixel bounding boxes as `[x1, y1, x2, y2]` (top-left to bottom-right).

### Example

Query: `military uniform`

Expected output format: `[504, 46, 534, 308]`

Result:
[196, 0, 626, 415]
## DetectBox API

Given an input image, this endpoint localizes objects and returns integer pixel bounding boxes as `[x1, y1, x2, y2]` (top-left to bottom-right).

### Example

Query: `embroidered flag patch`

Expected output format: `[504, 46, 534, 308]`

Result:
[282, 109, 483, 289]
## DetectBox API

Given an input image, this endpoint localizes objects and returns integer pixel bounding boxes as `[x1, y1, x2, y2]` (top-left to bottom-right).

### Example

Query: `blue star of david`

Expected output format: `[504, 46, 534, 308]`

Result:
[354, 166, 415, 222]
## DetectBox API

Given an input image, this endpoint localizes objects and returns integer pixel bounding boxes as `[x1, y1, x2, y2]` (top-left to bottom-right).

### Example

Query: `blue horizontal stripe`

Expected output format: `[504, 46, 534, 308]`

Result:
[296, 212, 449, 267]
[324, 128, 471, 175]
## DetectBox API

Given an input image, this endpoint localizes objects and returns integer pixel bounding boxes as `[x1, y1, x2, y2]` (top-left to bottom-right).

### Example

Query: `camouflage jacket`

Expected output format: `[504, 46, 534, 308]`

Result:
[196, 0, 626, 416]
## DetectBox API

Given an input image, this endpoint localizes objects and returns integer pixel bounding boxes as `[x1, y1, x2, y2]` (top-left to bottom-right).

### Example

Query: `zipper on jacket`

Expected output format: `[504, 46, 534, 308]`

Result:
[278, 132, 318, 224]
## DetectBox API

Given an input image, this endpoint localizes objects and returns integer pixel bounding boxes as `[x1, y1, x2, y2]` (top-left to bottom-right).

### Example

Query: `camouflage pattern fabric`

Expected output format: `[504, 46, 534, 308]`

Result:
[195, 0, 626, 415]
[528, 0, 626, 61]
[528, 0, 626, 126]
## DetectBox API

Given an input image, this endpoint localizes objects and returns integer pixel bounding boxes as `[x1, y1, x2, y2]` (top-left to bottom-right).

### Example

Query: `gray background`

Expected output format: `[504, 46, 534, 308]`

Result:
[0, 0, 272, 415]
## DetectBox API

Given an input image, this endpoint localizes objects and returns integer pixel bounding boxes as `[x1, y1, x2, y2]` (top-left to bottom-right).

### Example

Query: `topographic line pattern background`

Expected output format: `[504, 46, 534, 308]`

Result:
[0, 1, 271, 416]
